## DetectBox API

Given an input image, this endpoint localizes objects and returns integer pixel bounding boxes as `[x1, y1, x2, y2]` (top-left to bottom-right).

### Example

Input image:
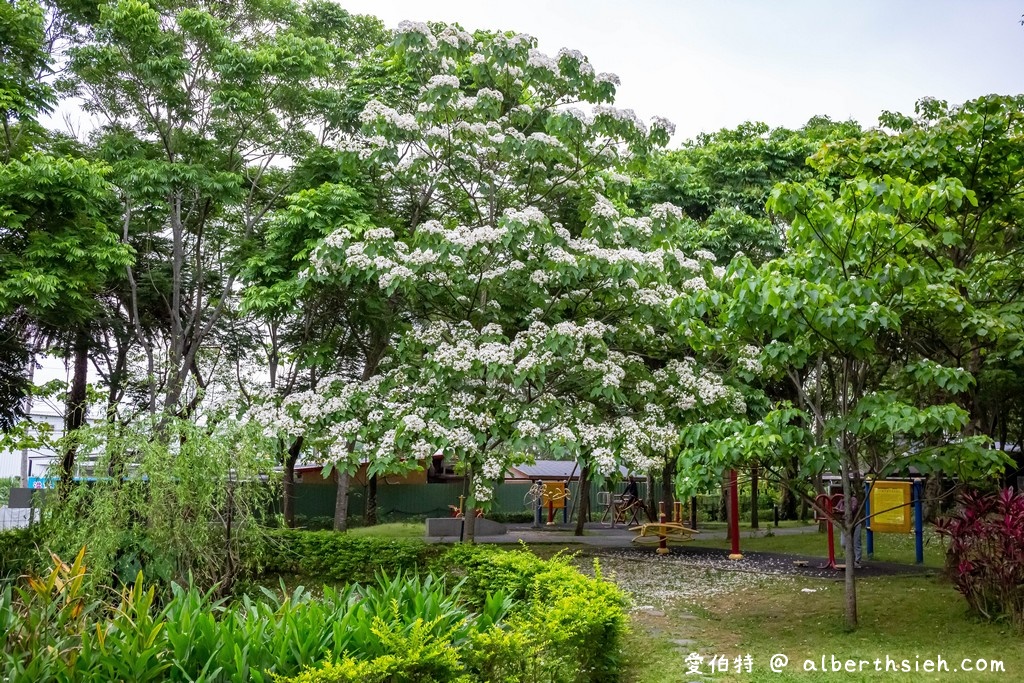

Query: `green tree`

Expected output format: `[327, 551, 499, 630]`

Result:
[812, 96, 1024, 455]
[634, 117, 862, 265]
[681, 172, 1011, 628]
[62, 0, 384, 419]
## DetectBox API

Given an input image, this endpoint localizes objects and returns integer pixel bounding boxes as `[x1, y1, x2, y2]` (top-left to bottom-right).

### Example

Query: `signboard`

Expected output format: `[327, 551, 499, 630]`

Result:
[541, 482, 568, 509]
[868, 481, 912, 533]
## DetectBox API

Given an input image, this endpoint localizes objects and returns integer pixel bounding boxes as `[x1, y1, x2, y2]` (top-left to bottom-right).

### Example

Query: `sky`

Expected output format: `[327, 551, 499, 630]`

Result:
[339, 0, 1024, 142]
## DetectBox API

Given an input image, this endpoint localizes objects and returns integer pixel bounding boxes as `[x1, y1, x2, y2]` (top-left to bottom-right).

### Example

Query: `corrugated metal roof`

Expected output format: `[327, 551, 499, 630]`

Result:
[508, 460, 637, 480]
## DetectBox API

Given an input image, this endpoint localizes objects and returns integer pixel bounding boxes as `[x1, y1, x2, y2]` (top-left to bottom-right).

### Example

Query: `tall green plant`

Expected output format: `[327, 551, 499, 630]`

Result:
[44, 416, 278, 593]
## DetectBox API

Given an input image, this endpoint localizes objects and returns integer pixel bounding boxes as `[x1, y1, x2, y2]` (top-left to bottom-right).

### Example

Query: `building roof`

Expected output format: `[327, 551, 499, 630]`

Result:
[507, 460, 639, 480]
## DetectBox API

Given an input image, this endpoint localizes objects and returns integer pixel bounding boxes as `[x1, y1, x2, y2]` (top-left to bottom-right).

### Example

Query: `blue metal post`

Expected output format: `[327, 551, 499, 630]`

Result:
[913, 479, 924, 565]
[864, 481, 874, 557]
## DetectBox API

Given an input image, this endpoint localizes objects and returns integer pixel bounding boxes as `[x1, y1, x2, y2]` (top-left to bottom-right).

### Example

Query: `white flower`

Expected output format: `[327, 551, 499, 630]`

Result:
[591, 194, 619, 220]
[681, 276, 708, 292]
[402, 414, 426, 432]
[482, 457, 504, 480]
[396, 20, 436, 48]
[694, 249, 717, 262]
[651, 116, 677, 136]
[516, 420, 541, 438]
[363, 227, 394, 241]
[360, 100, 418, 132]
[426, 74, 460, 89]
[527, 49, 560, 74]
[476, 87, 503, 102]
[650, 202, 683, 221]
[474, 481, 494, 502]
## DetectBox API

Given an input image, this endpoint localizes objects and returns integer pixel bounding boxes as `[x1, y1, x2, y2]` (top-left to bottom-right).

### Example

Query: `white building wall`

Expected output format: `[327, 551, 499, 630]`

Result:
[0, 355, 84, 483]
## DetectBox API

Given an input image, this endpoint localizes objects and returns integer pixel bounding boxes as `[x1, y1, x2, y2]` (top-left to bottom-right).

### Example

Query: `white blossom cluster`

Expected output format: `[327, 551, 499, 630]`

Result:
[396, 20, 436, 48]
[360, 100, 418, 132]
[287, 28, 745, 506]
[738, 345, 763, 374]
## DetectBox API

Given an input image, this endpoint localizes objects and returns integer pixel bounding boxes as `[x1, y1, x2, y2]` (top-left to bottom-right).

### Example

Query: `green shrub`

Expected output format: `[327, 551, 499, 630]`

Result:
[0, 526, 43, 582]
[0, 476, 17, 506]
[260, 541, 628, 683]
[259, 529, 443, 584]
[432, 545, 628, 682]
[43, 417, 278, 595]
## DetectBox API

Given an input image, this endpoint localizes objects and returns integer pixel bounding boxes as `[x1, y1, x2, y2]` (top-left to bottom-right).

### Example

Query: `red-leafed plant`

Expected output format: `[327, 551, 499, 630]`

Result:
[935, 487, 1024, 631]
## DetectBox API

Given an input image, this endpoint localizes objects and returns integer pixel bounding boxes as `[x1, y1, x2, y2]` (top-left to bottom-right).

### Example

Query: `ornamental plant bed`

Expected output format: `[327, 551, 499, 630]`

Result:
[1, 544, 627, 683]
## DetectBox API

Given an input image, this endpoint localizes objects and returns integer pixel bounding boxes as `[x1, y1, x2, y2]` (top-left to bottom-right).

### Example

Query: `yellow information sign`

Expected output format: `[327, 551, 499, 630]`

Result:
[868, 481, 912, 533]
[541, 482, 569, 509]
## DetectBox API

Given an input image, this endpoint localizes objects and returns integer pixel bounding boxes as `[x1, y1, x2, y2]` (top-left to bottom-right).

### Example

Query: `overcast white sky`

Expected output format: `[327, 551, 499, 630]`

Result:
[340, 0, 1024, 141]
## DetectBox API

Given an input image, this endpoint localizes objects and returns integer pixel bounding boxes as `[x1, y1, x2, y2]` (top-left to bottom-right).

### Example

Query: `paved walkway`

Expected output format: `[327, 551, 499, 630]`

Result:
[429, 521, 937, 578]
[429, 521, 822, 546]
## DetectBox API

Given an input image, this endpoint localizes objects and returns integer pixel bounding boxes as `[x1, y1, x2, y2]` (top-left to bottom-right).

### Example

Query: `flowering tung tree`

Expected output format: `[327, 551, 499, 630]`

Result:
[279, 23, 746, 539]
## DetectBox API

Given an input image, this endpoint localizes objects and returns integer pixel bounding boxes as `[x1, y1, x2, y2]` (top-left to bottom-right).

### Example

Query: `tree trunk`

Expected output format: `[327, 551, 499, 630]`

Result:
[661, 460, 675, 520]
[574, 464, 591, 536]
[780, 456, 800, 520]
[283, 436, 303, 528]
[840, 461, 858, 628]
[60, 330, 90, 498]
[750, 465, 759, 529]
[463, 469, 477, 543]
[923, 471, 943, 523]
[332, 334, 389, 531]
[719, 481, 728, 524]
[364, 474, 378, 526]
[646, 471, 657, 521]
[333, 470, 350, 532]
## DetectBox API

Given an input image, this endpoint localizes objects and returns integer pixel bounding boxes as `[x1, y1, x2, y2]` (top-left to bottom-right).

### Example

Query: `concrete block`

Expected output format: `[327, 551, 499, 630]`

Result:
[425, 517, 507, 537]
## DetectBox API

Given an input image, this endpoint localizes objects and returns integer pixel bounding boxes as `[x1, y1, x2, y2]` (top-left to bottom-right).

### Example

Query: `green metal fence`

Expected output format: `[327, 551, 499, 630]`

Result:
[292, 480, 645, 523]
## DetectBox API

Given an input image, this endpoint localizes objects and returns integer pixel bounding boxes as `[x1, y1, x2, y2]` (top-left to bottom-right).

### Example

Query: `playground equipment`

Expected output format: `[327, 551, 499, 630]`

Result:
[524, 480, 571, 526]
[727, 468, 742, 560]
[448, 495, 483, 519]
[814, 492, 845, 569]
[630, 501, 699, 554]
[598, 491, 650, 527]
[866, 478, 925, 564]
[816, 478, 926, 568]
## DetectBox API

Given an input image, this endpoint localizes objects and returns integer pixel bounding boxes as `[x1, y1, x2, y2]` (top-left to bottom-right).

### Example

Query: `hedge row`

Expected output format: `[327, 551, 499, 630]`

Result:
[256, 529, 445, 584]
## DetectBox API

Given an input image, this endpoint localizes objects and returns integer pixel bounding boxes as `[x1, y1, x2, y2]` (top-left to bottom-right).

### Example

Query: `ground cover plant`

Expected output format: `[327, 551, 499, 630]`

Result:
[0, 542, 627, 683]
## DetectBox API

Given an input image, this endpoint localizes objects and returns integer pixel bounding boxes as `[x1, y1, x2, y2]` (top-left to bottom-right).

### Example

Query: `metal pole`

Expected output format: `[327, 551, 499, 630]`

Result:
[728, 469, 742, 560]
[825, 497, 836, 569]
[865, 481, 874, 557]
[690, 496, 698, 530]
[913, 479, 924, 564]
[657, 501, 668, 554]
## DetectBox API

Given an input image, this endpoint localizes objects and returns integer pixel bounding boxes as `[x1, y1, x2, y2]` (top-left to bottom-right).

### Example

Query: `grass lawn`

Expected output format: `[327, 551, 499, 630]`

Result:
[690, 527, 948, 568]
[623, 573, 1021, 682]
[693, 519, 812, 532]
